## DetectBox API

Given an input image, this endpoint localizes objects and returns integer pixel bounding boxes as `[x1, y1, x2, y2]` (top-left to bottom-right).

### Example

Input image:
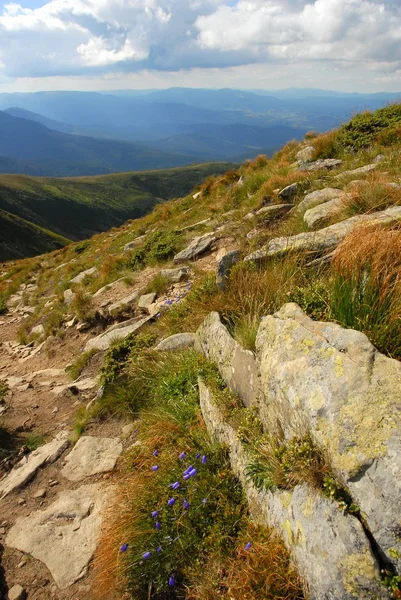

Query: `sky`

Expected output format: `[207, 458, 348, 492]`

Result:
[0, 0, 401, 93]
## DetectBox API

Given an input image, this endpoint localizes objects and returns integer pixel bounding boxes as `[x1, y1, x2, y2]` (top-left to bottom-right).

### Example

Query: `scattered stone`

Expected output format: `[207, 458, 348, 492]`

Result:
[216, 250, 240, 291]
[302, 158, 343, 171]
[17, 498, 26, 506]
[304, 195, 348, 229]
[63, 289, 75, 306]
[70, 267, 98, 285]
[17, 558, 27, 569]
[93, 278, 125, 298]
[0, 527, 5, 534]
[373, 154, 385, 163]
[5, 376, 25, 389]
[174, 234, 215, 263]
[52, 407, 59, 414]
[243, 212, 255, 221]
[196, 312, 259, 408]
[192, 191, 202, 200]
[156, 333, 196, 351]
[48, 480, 59, 487]
[108, 291, 139, 318]
[295, 145, 315, 162]
[84, 316, 152, 352]
[295, 188, 342, 214]
[123, 235, 147, 254]
[255, 204, 293, 218]
[160, 266, 190, 283]
[278, 183, 298, 200]
[7, 584, 26, 600]
[76, 321, 91, 332]
[138, 293, 157, 314]
[244, 206, 401, 263]
[333, 163, 377, 179]
[30, 324, 45, 337]
[65, 316, 77, 328]
[0, 432, 69, 498]
[256, 303, 401, 570]
[6, 484, 110, 589]
[61, 436, 123, 482]
[53, 377, 99, 397]
[121, 424, 136, 438]
[33, 489, 46, 499]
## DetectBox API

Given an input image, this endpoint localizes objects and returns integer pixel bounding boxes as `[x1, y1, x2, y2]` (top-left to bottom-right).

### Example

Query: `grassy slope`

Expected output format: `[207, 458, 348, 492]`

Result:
[0, 162, 235, 260]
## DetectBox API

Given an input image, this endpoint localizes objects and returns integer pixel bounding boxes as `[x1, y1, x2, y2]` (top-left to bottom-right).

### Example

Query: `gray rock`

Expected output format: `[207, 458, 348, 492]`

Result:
[33, 488, 46, 499]
[0, 433, 69, 498]
[93, 278, 125, 298]
[160, 266, 190, 283]
[295, 145, 315, 162]
[63, 289, 75, 306]
[278, 183, 298, 200]
[70, 267, 97, 285]
[156, 333, 196, 351]
[255, 204, 293, 219]
[216, 250, 240, 291]
[174, 234, 215, 263]
[108, 291, 139, 318]
[246, 228, 260, 240]
[244, 206, 401, 263]
[6, 484, 110, 589]
[302, 158, 343, 172]
[61, 436, 123, 482]
[333, 163, 377, 180]
[256, 303, 401, 570]
[30, 324, 45, 337]
[373, 154, 385, 164]
[84, 316, 152, 352]
[199, 380, 387, 600]
[123, 234, 147, 254]
[8, 584, 26, 600]
[296, 188, 342, 214]
[304, 195, 348, 229]
[196, 312, 259, 408]
[138, 292, 157, 313]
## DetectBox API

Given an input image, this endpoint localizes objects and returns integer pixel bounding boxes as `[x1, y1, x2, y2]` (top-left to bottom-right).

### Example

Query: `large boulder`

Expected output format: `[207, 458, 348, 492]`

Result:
[70, 267, 97, 285]
[256, 303, 401, 570]
[199, 380, 387, 600]
[244, 206, 401, 263]
[295, 146, 315, 163]
[302, 159, 343, 172]
[160, 266, 190, 283]
[278, 183, 298, 200]
[138, 292, 157, 314]
[216, 250, 240, 291]
[334, 163, 377, 180]
[174, 233, 215, 263]
[84, 316, 152, 352]
[196, 312, 259, 408]
[304, 196, 347, 229]
[296, 188, 342, 214]
[108, 291, 139, 318]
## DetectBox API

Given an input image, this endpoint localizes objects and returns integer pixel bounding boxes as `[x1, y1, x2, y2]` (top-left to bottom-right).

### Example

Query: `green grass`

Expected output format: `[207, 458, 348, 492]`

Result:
[66, 349, 97, 381]
[25, 433, 48, 451]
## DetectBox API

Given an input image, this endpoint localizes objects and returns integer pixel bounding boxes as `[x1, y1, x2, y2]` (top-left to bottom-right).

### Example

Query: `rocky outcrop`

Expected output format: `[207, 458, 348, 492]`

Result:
[334, 163, 378, 180]
[296, 188, 342, 214]
[256, 303, 401, 571]
[70, 267, 97, 285]
[174, 233, 215, 263]
[108, 290, 139, 318]
[196, 312, 259, 407]
[199, 380, 388, 600]
[304, 196, 347, 229]
[216, 250, 240, 291]
[278, 183, 298, 200]
[84, 316, 152, 352]
[156, 333, 196, 351]
[295, 146, 315, 162]
[160, 266, 190, 283]
[255, 204, 293, 219]
[244, 206, 401, 262]
[6, 484, 110, 589]
[302, 158, 343, 172]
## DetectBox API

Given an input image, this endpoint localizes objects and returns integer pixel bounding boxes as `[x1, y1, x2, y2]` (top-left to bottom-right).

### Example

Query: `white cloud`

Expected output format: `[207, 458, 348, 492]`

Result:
[0, 0, 400, 90]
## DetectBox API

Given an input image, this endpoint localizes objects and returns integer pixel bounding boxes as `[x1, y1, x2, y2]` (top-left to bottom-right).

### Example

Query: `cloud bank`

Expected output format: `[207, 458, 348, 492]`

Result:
[0, 0, 401, 89]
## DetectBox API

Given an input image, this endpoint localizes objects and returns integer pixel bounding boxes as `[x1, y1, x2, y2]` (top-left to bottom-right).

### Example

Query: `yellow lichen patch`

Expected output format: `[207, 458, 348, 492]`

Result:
[283, 519, 293, 544]
[301, 495, 315, 519]
[308, 387, 326, 412]
[334, 356, 344, 378]
[302, 338, 315, 355]
[342, 552, 379, 597]
[279, 491, 293, 510]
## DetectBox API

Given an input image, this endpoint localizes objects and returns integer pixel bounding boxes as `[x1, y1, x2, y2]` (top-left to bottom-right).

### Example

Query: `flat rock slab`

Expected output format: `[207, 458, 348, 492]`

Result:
[302, 158, 343, 171]
[70, 267, 98, 285]
[84, 316, 152, 352]
[108, 290, 139, 318]
[174, 234, 215, 263]
[304, 196, 348, 229]
[244, 206, 401, 262]
[296, 188, 342, 214]
[255, 204, 293, 218]
[6, 484, 110, 589]
[334, 163, 377, 179]
[216, 250, 240, 291]
[0, 433, 69, 499]
[160, 266, 190, 283]
[61, 436, 123, 482]
[156, 333, 196, 351]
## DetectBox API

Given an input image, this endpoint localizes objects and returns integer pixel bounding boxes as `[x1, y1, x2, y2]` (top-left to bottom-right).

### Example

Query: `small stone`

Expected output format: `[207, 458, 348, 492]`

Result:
[17, 498, 26, 506]
[278, 183, 298, 200]
[49, 480, 58, 487]
[63, 289, 75, 305]
[296, 145, 315, 162]
[30, 324, 45, 337]
[17, 558, 27, 568]
[138, 293, 157, 314]
[52, 407, 59, 414]
[0, 526, 5, 534]
[33, 488, 46, 499]
[160, 267, 190, 283]
[8, 584, 26, 600]
[70, 267, 98, 285]
[216, 250, 240, 291]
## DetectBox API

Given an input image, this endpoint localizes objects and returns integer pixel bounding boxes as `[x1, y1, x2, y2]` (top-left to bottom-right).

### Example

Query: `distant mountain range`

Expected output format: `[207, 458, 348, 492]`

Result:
[0, 88, 399, 177]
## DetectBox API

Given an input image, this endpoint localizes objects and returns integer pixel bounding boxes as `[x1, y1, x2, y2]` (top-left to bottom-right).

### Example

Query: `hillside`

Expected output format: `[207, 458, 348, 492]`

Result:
[0, 162, 235, 260]
[0, 110, 208, 176]
[3, 107, 75, 133]
[1, 103, 401, 600]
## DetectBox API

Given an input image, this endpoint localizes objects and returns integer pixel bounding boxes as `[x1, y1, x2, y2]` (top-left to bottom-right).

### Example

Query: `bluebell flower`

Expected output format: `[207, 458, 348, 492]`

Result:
[171, 481, 180, 490]
[167, 498, 176, 506]
[183, 465, 193, 475]
[155, 521, 161, 530]
[202, 498, 207, 504]
[195, 453, 201, 459]
[183, 499, 190, 510]
[183, 473, 191, 481]
[201, 455, 207, 464]
[153, 450, 158, 457]
[151, 465, 159, 471]
[157, 546, 162, 553]
[143, 552, 151, 560]
[120, 543, 128, 552]
[245, 542, 252, 550]
[179, 452, 186, 460]
[188, 468, 197, 477]
[168, 576, 175, 587]
[151, 510, 159, 518]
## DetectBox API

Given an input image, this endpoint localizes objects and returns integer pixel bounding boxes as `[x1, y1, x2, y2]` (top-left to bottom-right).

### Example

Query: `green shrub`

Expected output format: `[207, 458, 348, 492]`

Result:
[100, 332, 157, 386]
[336, 103, 401, 151]
[144, 229, 180, 263]
[66, 349, 97, 381]
[74, 241, 90, 254]
[145, 272, 170, 296]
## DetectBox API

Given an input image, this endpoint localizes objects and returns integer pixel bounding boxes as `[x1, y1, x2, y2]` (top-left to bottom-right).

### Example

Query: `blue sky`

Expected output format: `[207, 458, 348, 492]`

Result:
[0, 0, 401, 93]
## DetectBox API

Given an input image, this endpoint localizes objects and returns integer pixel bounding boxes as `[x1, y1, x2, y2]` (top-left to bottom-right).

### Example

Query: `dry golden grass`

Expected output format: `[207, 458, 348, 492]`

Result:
[311, 130, 338, 160]
[340, 172, 401, 217]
